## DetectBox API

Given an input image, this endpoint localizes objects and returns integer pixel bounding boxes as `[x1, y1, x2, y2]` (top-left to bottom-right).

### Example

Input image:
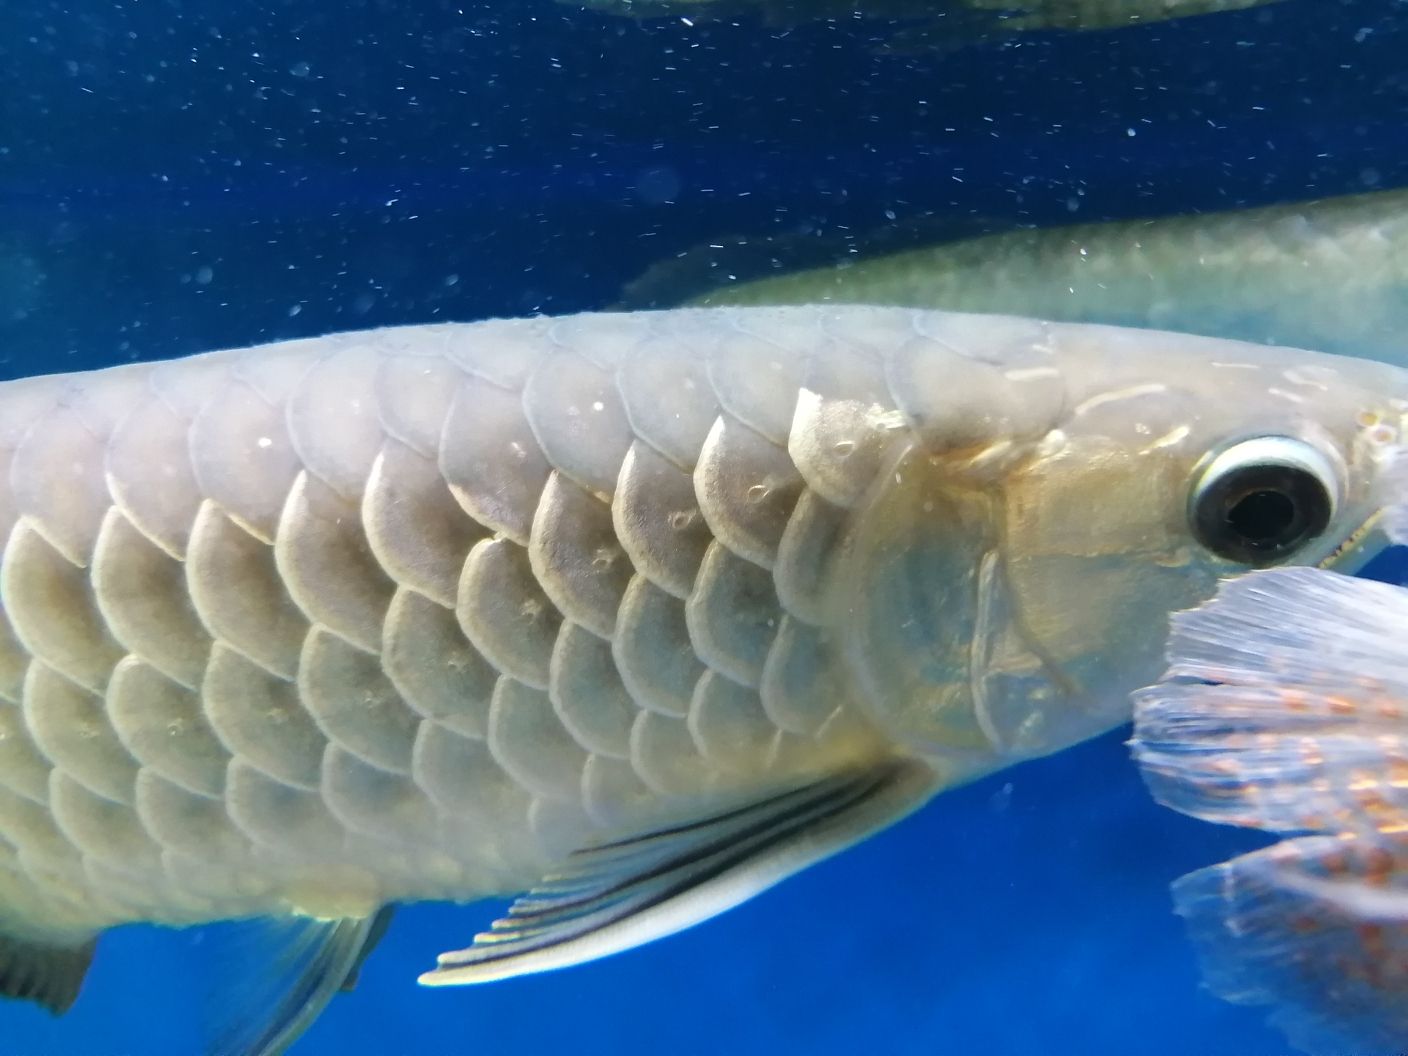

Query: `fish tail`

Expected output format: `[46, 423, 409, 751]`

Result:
[1173, 834, 1408, 1056]
[1130, 566, 1408, 837]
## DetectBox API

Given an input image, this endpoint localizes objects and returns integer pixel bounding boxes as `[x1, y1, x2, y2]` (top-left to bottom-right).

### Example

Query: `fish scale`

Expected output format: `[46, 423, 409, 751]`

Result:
[0, 306, 925, 944]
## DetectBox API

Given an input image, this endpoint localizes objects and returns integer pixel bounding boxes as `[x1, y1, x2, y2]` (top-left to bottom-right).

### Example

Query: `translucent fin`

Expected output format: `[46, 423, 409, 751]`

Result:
[1130, 566, 1408, 837]
[0, 932, 95, 1014]
[339, 905, 394, 993]
[203, 907, 393, 1056]
[421, 759, 936, 986]
[1175, 834, 1408, 1056]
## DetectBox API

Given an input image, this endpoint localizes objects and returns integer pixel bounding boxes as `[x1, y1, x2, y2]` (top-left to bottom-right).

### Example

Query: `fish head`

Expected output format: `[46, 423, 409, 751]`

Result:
[844, 313, 1408, 779]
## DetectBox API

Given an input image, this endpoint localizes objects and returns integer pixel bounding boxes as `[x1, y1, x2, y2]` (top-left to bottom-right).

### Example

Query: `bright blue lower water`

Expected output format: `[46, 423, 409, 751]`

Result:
[1, 0, 1406, 1052]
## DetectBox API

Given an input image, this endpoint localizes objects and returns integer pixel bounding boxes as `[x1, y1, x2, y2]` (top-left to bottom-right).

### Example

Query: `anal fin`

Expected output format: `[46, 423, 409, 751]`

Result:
[422, 758, 936, 986]
[0, 932, 95, 1014]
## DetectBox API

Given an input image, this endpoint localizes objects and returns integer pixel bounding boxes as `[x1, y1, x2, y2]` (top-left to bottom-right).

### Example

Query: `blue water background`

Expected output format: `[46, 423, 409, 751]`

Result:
[1, 0, 1406, 1052]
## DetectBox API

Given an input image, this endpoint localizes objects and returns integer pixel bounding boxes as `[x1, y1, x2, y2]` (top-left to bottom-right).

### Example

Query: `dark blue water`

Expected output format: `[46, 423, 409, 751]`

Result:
[1, 0, 1406, 1052]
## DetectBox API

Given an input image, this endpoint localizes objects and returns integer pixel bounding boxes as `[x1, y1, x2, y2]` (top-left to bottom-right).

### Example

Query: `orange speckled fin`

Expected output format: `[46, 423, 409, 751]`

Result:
[1131, 566, 1408, 839]
[1132, 563, 1408, 1053]
[1174, 834, 1408, 1056]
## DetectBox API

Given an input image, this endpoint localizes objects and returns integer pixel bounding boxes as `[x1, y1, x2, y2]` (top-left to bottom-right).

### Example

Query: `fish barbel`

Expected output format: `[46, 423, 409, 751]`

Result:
[0, 304, 1400, 1052]
[1131, 545, 1408, 1056]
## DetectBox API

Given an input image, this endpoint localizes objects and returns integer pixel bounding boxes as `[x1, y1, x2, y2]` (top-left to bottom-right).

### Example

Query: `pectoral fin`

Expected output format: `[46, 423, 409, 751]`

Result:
[0, 932, 95, 1014]
[205, 906, 394, 1056]
[1131, 566, 1408, 836]
[421, 758, 936, 987]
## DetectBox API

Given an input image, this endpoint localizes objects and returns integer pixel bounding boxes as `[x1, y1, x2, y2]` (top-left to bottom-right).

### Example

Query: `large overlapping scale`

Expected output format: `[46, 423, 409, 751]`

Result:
[0, 306, 1050, 941]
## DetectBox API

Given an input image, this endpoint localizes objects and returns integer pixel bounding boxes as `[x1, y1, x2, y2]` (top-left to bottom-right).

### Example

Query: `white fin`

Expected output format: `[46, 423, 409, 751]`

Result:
[1174, 834, 1408, 1056]
[1131, 566, 1408, 836]
[421, 760, 936, 986]
[204, 906, 394, 1056]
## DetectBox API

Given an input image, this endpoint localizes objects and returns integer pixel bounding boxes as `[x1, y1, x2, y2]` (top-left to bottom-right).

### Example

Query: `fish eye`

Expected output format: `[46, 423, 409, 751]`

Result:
[1189, 436, 1338, 566]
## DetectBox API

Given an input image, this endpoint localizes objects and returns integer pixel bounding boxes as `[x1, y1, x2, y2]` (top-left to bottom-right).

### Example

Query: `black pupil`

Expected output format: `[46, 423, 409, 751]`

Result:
[1225, 488, 1298, 544]
[1192, 460, 1332, 565]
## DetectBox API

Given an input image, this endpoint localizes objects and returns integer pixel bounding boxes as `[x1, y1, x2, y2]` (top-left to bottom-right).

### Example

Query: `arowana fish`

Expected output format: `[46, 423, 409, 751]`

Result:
[650, 188, 1408, 365]
[569, 0, 1281, 39]
[0, 304, 1399, 1053]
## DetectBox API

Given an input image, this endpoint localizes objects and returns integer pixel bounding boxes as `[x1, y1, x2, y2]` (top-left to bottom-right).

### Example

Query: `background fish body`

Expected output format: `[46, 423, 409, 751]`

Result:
[568, 0, 1279, 34]
[979, 0, 1277, 30]
[678, 189, 1408, 365]
[0, 304, 1400, 1044]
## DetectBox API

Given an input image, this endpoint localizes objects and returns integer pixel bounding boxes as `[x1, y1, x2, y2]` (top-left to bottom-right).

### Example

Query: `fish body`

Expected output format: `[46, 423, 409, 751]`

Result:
[1132, 555, 1408, 1055]
[672, 189, 1408, 365]
[0, 304, 1400, 1050]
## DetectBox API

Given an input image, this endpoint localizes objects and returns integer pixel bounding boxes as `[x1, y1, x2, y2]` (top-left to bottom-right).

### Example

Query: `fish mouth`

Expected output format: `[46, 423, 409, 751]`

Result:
[1313, 508, 1389, 574]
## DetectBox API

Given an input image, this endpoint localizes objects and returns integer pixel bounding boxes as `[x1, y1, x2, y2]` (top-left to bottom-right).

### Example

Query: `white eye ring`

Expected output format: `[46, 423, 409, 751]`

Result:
[1189, 436, 1340, 566]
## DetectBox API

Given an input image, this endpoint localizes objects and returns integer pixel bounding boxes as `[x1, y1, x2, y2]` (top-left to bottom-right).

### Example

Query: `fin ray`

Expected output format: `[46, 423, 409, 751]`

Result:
[1131, 566, 1408, 836]
[1175, 835, 1408, 1056]
[422, 759, 935, 986]
[204, 907, 393, 1056]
